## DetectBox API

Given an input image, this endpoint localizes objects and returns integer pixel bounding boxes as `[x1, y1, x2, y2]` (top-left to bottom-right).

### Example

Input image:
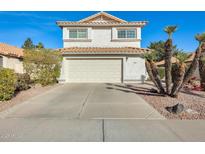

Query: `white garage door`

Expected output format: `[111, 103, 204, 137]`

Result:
[66, 58, 122, 83]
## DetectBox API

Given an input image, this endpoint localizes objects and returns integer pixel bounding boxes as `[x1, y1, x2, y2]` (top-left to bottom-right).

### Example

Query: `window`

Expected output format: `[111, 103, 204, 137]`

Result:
[117, 29, 136, 39]
[0, 56, 3, 67]
[69, 29, 88, 39]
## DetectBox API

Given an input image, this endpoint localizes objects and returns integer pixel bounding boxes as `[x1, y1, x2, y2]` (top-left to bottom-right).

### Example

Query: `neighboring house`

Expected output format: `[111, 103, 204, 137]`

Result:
[57, 12, 150, 83]
[155, 53, 196, 66]
[155, 57, 179, 66]
[155, 53, 203, 79]
[0, 43, 24, 73]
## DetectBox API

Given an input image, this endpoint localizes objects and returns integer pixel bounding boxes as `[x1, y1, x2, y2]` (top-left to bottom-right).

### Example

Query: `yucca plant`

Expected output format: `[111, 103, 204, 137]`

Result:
[199, 56, 205, 90]
[149, 60, 165, 94]
[170, 62, 186, 97]
[145, 26, 205, 97]
[196, 33, 205, 90]
[182, 34, 205, 86]
[171, 33, 205, 96]
[145, 60, 161, 91]
[164, 26, 177, 95]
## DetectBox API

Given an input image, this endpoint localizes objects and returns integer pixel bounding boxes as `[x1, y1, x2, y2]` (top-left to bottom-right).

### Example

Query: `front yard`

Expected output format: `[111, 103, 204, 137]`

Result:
[132, 82, 205, 119]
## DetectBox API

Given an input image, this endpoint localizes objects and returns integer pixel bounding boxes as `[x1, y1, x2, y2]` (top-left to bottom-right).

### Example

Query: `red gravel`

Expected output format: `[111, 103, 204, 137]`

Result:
[0, 84, 58, 112]
[132, 83, 205, 119]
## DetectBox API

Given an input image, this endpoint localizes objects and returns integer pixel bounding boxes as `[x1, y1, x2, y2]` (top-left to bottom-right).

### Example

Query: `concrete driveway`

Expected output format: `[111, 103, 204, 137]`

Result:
[0, 83, 163, 119]
[1, 83, 205, 141]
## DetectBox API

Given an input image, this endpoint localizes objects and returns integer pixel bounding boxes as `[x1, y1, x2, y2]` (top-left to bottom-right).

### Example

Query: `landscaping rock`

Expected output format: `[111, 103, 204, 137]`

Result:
[165, 103, 184, 114]
[186, 109, 199, 114]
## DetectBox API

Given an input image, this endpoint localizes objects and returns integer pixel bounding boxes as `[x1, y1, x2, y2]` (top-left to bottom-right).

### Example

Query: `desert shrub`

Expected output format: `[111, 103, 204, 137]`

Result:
[0, 68, 17, 101]
[15, 73, 31, 91]
[23, 49, 62, 86]
[157, 67, 165, 79]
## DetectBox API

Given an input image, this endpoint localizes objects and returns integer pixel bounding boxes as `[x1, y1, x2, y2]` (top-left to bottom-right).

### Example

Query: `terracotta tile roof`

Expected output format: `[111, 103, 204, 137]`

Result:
[57, 12, 148, 27]
[56, 21, 148, 27]
[59, 47, 151, 54]
[155, 57, 179, 66]
[0, 43, 23, 58]
[79, 12, 127, 23]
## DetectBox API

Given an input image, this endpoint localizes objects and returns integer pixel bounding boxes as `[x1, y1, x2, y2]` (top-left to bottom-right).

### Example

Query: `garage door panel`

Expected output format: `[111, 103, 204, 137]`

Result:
[66, 59, 122, 83]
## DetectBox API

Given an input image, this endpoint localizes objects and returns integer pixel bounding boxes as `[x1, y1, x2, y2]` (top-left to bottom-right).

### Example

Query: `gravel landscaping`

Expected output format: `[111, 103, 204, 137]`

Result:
[134, 83, 205, 119]
[0, 84, 58, 112]
[108, 83, 205, 120]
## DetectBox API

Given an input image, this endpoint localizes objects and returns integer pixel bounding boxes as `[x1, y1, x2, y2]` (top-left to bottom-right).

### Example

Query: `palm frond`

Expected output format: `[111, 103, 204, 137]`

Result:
[195, 33, 205, 43]
[164, 26, 177, 38]
[174, 51, 189, 63]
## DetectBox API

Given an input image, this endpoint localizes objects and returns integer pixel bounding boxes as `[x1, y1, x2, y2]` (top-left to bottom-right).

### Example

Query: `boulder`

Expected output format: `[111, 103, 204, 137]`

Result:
[165, 103, 184, 114]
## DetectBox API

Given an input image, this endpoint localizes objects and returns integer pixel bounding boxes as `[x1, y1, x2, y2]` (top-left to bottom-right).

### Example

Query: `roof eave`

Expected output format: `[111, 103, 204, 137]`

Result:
[56, 22, 148, 28]
[61, 52, 145, 55]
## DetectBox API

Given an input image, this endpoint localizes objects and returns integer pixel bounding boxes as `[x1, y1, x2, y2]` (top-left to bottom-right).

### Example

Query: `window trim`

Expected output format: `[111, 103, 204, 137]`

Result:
[69, 28, 88, 39]
[117, 29, 137, 39]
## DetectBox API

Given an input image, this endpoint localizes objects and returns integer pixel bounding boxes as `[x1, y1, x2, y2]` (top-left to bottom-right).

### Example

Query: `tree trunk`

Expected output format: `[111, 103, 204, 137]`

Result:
[145, 60, 160, 92]
[170, 62, 186, 97]
[178, 42, 204, 92]
[164, 39, 173, 95]
[199, 53, 205, 90]
[149, 61, 165, 94]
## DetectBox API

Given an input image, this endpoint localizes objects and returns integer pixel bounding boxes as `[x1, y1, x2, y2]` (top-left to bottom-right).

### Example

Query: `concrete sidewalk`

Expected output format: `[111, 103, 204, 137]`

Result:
[0, 119, 205, 141]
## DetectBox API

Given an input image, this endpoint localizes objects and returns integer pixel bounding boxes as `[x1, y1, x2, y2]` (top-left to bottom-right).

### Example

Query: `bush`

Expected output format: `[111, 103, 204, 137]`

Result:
[0, 68, 17, 101]
[157, 67, 165, 79]
[15, 73, 31, 91]
[23, 49, 62, 86]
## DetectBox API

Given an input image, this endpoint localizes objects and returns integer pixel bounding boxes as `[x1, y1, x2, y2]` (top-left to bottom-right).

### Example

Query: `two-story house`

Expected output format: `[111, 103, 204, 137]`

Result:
[57, 12, 150, 83]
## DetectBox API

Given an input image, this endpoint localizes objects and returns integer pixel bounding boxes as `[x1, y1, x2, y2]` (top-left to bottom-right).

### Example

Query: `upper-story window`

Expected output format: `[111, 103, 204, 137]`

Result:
[69, 29, 88, 39]
[117, 29, 136, 39]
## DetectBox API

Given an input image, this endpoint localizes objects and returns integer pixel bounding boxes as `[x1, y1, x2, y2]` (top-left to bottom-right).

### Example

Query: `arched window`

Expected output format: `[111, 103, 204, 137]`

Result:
[0, 56, 3, 67]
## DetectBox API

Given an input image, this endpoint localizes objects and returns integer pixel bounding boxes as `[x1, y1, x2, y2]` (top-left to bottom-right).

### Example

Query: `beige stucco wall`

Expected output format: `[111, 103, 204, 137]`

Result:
[1, 55, 24, 73]
[59, 55, 147, 83]
[63, 27, 141, 48]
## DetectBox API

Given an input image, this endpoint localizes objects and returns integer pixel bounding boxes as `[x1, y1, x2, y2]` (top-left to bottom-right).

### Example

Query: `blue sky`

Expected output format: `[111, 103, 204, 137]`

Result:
[0, 11, 205, 52]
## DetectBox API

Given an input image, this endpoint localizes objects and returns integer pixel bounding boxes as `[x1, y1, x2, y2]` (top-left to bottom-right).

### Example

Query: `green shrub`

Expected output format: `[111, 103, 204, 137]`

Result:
[157, 67, 165, 79]
[15, 73, 31, 91]
[23, 49, 62, 86]
[0, 68, 17, 101]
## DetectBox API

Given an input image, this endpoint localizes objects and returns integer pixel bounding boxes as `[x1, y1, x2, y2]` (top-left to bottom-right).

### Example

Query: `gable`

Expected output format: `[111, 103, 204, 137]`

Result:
[79, 12, 126, 23]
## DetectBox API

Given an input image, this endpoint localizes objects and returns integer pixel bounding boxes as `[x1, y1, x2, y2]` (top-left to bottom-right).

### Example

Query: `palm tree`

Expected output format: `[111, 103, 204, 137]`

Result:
[164, 26, 177, 95]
